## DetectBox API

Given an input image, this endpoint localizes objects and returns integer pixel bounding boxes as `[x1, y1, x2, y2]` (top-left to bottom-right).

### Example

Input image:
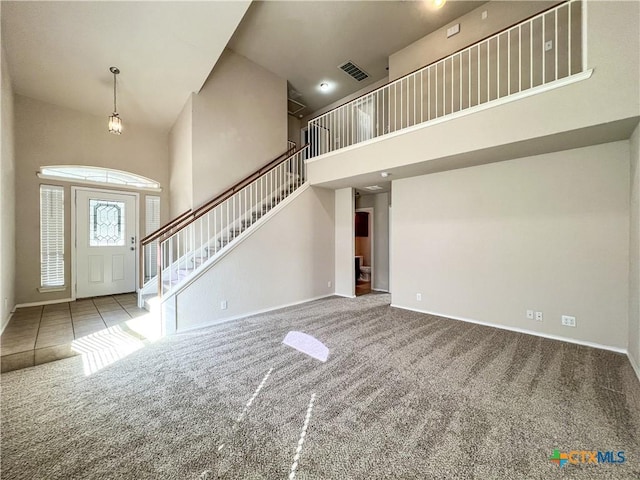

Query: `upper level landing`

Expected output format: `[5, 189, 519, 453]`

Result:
[305, 1, 639, 190]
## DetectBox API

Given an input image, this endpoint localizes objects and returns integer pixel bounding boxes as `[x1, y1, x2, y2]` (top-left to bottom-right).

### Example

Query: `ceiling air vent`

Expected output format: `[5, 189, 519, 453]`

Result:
[288, 98, 306, 117]
[339, 61, 369, 82]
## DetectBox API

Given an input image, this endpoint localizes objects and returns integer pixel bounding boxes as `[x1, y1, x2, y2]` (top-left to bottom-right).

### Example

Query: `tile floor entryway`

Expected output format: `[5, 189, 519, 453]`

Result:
[1, 294, 150, 373]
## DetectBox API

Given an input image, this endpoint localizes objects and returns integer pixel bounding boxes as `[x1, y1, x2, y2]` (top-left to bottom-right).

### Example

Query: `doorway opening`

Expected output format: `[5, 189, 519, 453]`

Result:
[355, 207, 373, 296]
[352, 188, 391, 297]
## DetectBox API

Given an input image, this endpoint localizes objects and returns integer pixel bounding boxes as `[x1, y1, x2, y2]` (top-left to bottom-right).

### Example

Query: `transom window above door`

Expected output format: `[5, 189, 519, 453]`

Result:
[38, 165, 161, 191]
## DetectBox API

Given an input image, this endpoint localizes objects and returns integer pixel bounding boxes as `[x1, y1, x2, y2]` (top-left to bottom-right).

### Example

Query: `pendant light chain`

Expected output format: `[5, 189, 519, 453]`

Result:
[113, 70, 117, 114]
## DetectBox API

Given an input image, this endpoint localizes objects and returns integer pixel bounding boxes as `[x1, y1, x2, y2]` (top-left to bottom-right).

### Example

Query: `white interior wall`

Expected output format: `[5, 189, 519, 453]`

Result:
[288, 115, 301, 146]
[389, 1, 558, 81]
[356, 192, 390, 292]
[1, 46, 16, 330]
[191, 49, 287, 208]
[391, 142, 630, 350]
[335, 188, 354, 297]
[169, 95, 193, 217]
[630, 124, 640, 373]
[174, 186, 335, 331]
[13, 95, 170, 304]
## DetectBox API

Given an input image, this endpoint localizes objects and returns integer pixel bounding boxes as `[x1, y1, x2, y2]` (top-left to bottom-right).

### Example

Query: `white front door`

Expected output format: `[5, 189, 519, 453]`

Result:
[75, 189, 137, 298]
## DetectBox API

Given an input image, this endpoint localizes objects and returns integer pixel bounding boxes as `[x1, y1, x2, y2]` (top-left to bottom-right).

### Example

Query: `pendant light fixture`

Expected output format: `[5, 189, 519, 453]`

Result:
[108, 66, 123, 135]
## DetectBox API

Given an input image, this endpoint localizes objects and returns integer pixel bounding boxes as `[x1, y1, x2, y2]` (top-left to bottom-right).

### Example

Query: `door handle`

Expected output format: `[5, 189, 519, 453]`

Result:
[130, 247, 135, 251]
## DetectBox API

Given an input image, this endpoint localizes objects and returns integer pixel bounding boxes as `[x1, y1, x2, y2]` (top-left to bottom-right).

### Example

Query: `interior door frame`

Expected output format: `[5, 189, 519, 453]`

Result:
[355, 206, 374, 290]
[71, 186, 140, 301]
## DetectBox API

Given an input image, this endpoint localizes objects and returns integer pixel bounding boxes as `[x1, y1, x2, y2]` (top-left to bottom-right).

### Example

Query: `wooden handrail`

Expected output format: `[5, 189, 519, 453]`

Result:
[141, 208, 192, 246]
[141, 145, 301, 247]
[139, 145, 305, 290]
[191, 144, 307, 221]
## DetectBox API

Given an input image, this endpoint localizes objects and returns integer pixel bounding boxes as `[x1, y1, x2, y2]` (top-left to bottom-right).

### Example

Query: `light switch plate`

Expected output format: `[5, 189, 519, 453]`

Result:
[447, 24, 460, 38]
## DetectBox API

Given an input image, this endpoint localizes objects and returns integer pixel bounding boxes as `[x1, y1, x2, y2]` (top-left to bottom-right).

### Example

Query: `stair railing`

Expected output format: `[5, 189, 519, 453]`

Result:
[141, 145, 308, 297]
[140, 146, 297, 288]
[140, 208, 192, 287]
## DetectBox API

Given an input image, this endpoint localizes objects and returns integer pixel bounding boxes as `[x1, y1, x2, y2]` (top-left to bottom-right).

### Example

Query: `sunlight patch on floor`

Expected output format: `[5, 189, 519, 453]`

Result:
[282, 331, 329, 362]
[125, 312, 163, 342]
[71, 311, 162, 375]
[236, 367, 273, 423]
[289, 392, 316, 480]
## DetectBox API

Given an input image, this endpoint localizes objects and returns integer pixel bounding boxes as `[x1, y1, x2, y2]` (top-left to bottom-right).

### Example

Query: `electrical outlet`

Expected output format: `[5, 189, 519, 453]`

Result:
[221, 300, 228, 310]
[526, 310, 534, 319]
[545, 40, 553, 51]
[561, 315, 576, 327]
[328, 281, 332, 288]
[416, 293, 422, 301]
[482, 10, 488, 20]
[535, 311, 543, 322]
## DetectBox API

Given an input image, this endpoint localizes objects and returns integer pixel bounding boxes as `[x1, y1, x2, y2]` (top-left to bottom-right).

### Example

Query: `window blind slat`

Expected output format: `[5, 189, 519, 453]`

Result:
[40, 185, 65, 287]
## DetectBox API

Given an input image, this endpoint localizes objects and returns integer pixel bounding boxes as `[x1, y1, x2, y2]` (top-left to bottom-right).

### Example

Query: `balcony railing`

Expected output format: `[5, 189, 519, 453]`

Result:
[307, 0, 586, 158]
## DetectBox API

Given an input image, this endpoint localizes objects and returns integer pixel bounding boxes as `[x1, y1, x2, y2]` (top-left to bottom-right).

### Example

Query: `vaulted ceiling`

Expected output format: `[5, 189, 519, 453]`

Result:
[1, 1, 250, 131]
[228, 1, 484, 116]
[2, 0, 485, 131]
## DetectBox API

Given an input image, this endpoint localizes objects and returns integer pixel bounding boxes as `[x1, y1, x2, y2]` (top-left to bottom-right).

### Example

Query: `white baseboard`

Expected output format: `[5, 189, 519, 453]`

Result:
[390, 304, 627, 355]
[372, 288, 389, 293]
[174, 293, 336, 335]
[334, 293, 356, 299]
[629, 352, 640, 384]
[15, 297, 74, 309]
[1, 310, 14, 335]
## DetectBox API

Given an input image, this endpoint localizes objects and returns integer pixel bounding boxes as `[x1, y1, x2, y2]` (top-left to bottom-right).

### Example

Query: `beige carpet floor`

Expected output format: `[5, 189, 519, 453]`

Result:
[1, 294, 639, 479]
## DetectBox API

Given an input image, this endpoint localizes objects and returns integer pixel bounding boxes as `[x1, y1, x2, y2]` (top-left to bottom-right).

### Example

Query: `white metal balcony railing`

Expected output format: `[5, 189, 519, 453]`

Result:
[143, 147, 308, 298]
[307, 0, 586, 158]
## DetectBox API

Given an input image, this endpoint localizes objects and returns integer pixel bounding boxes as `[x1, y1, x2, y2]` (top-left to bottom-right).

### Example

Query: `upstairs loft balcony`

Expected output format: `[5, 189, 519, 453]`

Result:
[306, 0, 639, 188]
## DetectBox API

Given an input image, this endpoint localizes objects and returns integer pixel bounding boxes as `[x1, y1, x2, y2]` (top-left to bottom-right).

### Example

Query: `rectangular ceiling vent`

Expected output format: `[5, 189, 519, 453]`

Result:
[339, 61, 369, 82]
[287, 98, 306, 116]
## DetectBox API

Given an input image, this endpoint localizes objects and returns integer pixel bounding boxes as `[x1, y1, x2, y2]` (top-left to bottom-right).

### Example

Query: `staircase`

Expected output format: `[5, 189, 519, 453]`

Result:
[139, 146, 308, 307]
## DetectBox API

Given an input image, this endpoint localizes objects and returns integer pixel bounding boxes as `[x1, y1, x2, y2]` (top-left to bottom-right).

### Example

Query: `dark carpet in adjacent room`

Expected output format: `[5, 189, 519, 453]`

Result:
[2, 294, 639, 479]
